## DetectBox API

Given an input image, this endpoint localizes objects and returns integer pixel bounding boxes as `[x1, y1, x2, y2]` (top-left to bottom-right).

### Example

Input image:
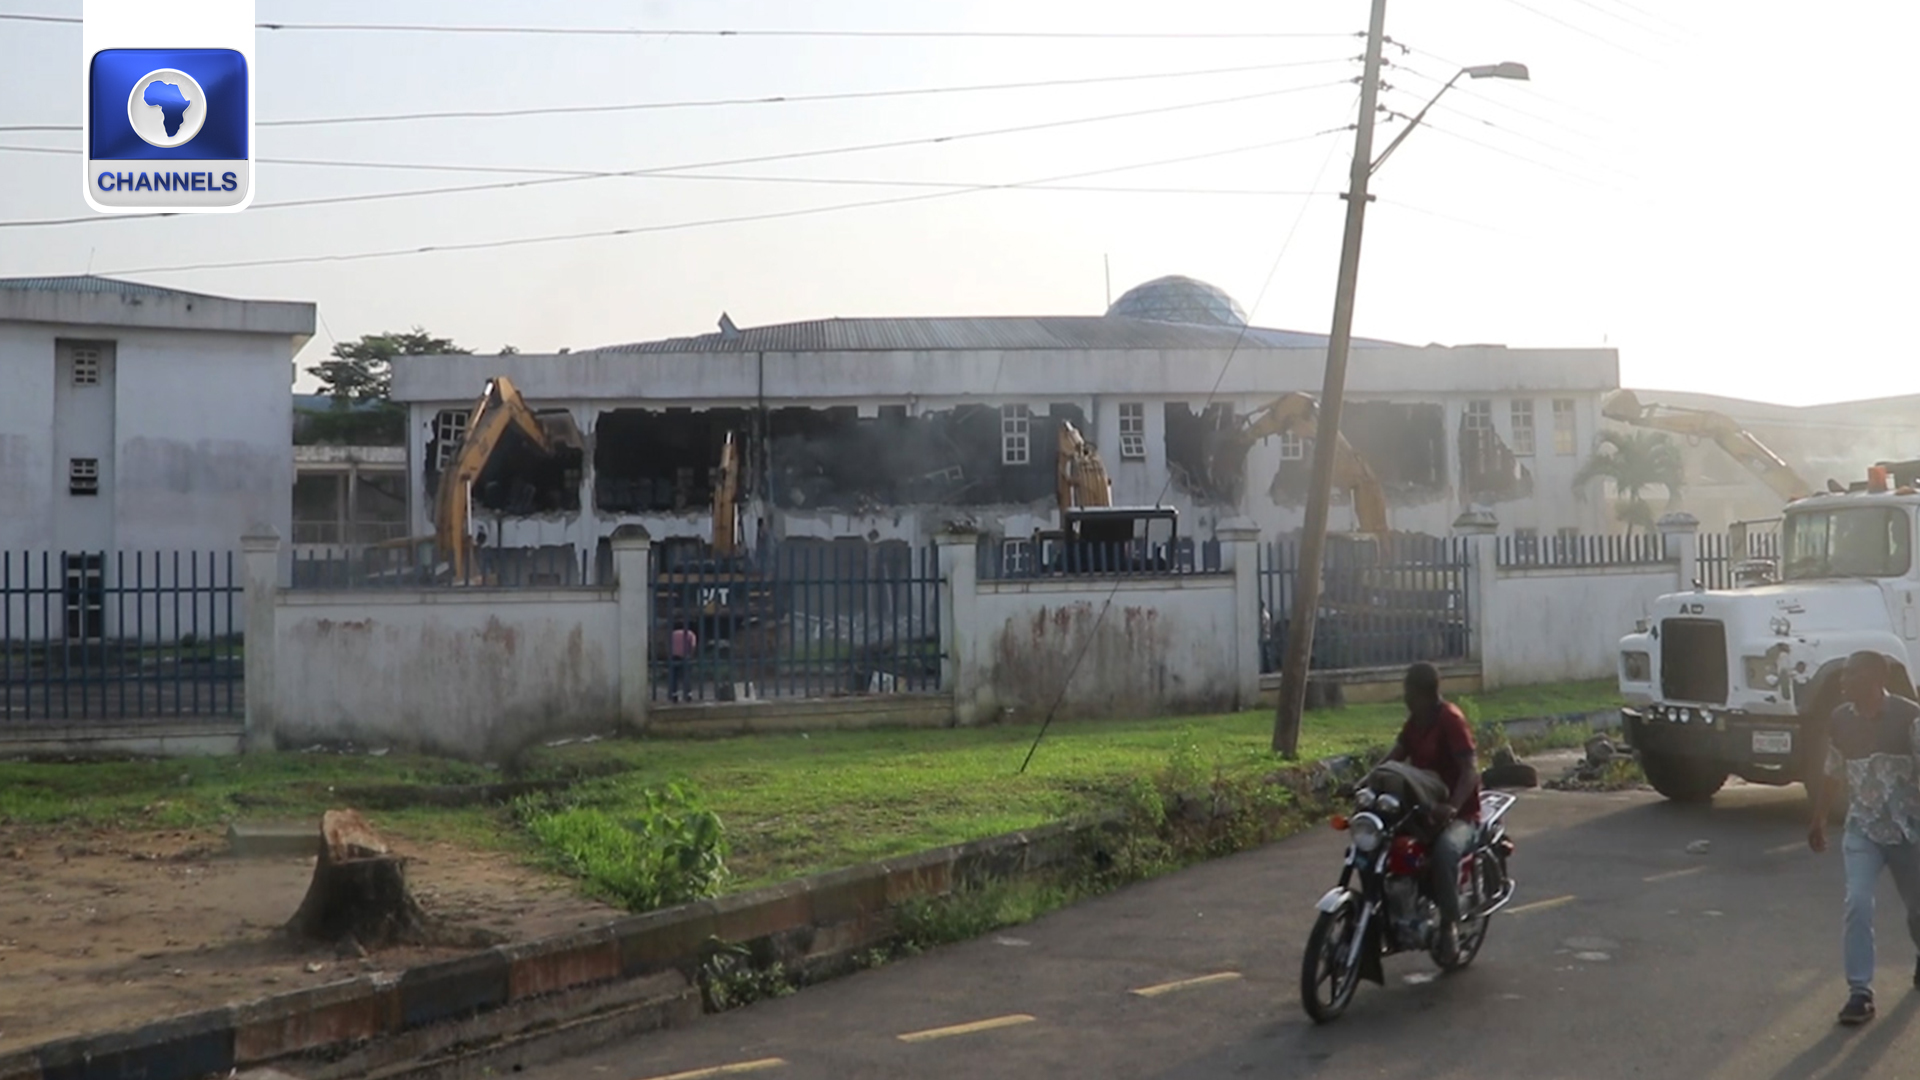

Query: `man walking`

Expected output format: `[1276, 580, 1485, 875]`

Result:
[1386, 661, 1481, 962]
[667, 621, 698, 703]
[1808, 650, 1920, 1025]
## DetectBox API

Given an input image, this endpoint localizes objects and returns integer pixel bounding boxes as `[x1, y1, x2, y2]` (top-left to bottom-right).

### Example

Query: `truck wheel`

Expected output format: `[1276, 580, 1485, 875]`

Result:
[1639, 750, 1727, 803]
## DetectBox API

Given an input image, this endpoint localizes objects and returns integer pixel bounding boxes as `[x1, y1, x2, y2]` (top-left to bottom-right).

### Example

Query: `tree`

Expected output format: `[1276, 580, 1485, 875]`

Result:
[299, 328, 471, 445]
[1574, 429, 1685, 536]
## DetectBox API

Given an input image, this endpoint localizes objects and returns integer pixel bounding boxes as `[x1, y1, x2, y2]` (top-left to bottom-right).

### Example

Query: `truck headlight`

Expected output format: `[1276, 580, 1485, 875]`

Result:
[1743, 655, 1780, 689]
[1622, 651, 1651, 682]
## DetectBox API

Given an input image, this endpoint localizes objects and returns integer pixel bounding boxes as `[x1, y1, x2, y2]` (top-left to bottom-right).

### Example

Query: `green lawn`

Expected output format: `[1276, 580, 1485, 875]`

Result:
[0, 679, 1618, 895]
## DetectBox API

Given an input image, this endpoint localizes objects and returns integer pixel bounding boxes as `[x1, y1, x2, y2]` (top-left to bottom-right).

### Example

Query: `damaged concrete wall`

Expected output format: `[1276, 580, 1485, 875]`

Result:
[272, 590, 620, 760]
[961, 576, 1241, 721]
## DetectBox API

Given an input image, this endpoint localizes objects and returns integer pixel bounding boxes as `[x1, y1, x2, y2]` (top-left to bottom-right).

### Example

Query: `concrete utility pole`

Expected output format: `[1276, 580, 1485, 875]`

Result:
[1272, 0, 1390, 757]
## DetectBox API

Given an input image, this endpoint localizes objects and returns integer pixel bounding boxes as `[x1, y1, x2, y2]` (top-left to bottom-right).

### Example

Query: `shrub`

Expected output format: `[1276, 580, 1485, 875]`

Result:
[522, 782, 729, 911]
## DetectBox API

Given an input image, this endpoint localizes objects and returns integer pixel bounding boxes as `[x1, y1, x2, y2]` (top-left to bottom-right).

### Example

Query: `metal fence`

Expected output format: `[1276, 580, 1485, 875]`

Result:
[1698, 529, 1782, 590]
[1495, 532, 1670, 568]
[977, 535, 1224, 579]
[0, 551, 242, 725]
[1257, 536, 1472, 674]
[290, 543, 606, 589]
[652, 543, 943, 703]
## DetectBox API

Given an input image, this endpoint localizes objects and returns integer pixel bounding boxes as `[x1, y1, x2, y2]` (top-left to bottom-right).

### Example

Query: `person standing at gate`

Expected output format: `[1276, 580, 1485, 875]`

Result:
[668, 620, 698, 703]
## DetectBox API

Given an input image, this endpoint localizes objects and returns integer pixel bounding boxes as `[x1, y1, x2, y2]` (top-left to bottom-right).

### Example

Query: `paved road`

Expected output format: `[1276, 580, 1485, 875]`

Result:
[531, 778, 1920, 1080]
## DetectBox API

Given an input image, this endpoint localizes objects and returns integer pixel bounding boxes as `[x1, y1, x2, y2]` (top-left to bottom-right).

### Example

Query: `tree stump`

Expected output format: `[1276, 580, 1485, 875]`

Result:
[286, 809, 428, 950]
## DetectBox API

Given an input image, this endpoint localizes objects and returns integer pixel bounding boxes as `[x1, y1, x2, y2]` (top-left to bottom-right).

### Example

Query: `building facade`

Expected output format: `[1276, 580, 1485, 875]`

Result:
[388, 278, 1620, 561]
[0, 276, 316, 554]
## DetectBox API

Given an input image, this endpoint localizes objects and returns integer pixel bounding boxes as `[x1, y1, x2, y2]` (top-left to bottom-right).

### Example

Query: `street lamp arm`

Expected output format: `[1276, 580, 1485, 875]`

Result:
[1369, 70, 1463, 176]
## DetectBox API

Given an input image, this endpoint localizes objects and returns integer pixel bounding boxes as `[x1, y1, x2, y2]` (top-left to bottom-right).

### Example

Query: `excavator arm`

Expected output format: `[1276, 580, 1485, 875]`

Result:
[711, 431, 741, 557]
[430, 377, 555, 582]
[1056, 420, 1114, 513]
[1600, 390, 1813, 502]
[1213, 393, 1391, 542]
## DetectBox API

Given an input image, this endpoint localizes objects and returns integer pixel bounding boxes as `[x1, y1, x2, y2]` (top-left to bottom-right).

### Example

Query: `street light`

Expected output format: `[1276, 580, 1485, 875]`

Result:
[1269, 4, 1531, 759]
[1371, 62, 1531, 175]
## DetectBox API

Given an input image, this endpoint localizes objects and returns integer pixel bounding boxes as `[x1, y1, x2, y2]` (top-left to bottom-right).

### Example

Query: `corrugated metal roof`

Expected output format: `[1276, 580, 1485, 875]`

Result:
[0, 275, 212, 300]
[595, 316, 1406, 355]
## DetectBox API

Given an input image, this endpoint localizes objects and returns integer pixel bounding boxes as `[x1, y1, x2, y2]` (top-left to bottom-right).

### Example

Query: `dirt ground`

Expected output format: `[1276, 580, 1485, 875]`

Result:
[0, 822, 623, 1048]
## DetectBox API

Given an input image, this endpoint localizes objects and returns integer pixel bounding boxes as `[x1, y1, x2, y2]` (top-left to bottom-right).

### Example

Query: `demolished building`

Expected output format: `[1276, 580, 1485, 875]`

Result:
[387, 277, 1621, 561]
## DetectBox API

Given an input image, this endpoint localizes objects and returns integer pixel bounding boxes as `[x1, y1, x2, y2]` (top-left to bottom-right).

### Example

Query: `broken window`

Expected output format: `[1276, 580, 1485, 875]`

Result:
[1118, 403, 1147, 461]
[71, 346, 101, 386]
[431, 409, 470, 471]
[1510, 399, 1536, 456]
[595, 408, 752, 514]
[1459, 413, 1533, 502]
[68, 457, 99, 496]
[1001, 405, 1031, 466]
[473, 411, 584, 516]
[1342, 402, 1446, 493]
[1164, 402, 1235, 502]
[1552, 398, 1577, 456]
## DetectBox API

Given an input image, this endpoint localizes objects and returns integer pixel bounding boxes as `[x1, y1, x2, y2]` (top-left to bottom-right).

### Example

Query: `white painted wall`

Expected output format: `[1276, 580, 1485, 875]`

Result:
[958, 575, 1241, 721]
[272, 589, 620, 759]
[1479, 564, 1682, 687]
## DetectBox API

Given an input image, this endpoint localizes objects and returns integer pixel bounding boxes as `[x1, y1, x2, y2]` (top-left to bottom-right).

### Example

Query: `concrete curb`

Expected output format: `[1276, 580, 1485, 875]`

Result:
[7, 707, 1618, 1080]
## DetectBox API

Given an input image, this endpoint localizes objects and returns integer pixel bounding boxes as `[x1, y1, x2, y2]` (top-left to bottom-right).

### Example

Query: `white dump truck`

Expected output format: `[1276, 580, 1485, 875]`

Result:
[1618, 464, 1920, 802]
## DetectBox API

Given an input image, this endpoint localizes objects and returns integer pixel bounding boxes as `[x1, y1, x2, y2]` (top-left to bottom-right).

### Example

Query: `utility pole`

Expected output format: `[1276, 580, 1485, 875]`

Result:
[1272, 0, 1390, 756]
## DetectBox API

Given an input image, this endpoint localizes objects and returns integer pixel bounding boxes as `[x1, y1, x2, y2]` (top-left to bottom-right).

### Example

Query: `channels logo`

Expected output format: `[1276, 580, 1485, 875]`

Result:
[86, 48, 251, 210]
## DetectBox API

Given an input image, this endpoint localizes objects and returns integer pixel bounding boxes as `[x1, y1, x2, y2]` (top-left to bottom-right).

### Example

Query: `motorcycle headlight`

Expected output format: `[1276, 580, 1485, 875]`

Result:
[1350, 812, 1385, 853]
[1621, 650, 1651, 683]
[1374, 793, 1401, 815]
[1353, 788, 1376, 810]
[1743, 655, 1780, 689]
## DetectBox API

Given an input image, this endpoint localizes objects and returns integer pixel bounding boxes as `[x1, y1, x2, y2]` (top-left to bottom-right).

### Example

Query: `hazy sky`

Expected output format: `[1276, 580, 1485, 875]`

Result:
[2, 1, 1911, 406]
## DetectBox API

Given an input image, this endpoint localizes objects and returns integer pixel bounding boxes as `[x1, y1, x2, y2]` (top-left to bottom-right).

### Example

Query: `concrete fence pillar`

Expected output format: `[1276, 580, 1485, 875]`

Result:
[1217, 518, 1263, 710]
[1452, 509, 1499, 672]
[935, 529, 981, 726]
[1659, 511, 1701, 591]
[610, 525, 654, 734]
[240, 528, 281, 753]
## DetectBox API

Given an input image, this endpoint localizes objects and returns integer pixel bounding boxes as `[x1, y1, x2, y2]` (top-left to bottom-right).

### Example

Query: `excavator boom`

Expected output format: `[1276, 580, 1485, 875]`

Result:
[427, 376, 557, 582]
[711, 432, 741, 557]
[1600, 389, 1813, 502]
[1057, 420, 1114, 512]
[1213, 392, 1391, 545]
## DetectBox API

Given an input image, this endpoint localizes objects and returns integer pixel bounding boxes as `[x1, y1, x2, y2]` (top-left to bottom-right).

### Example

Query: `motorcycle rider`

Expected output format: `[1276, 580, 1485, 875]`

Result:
[1385, 661, 1482, 962]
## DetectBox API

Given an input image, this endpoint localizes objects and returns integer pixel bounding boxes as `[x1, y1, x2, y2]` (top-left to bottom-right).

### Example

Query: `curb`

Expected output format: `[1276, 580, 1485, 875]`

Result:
[8, 706, 1619, 1079]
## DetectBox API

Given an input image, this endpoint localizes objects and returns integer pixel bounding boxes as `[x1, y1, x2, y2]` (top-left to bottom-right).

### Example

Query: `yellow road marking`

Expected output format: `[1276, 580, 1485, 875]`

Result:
[635, 1059, 786, 1080]
[897, 1014, 1036, 1043]
[1507, 894, 1576, 916]
[1767, 841, 1806, 855]
[1643, 866, 1706, 883]
[1130, 971, 1243, 998]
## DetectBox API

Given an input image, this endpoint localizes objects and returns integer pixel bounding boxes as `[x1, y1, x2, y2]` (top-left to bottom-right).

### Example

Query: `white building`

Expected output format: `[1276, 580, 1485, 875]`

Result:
[388, 277, 1619, 557]
[0, 276, 316, 554]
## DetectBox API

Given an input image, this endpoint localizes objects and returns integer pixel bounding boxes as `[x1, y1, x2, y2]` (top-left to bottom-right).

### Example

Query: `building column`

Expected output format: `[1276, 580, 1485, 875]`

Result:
[935, 528, 981, 726]
[611, 525, 654, 733]
[1218, 518, 1263, 710]
[1659, 511, 1702, 591]
[1452, 508, 1498, 672]
[240, 528, 281, 753]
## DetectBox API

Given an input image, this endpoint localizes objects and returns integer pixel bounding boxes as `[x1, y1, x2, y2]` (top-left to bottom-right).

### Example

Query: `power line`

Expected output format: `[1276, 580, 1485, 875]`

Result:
[1492, 0, 1657, 61]
[88, 126, 1353, 275]
[1387, 58, 1608, 142]
[0, 12, 1355, 40]
[1397, 42, 1616, 126]
[0, 57, 1356, 133]
[0, 134, 1344, 229]
[1406, 117, 1622, 190]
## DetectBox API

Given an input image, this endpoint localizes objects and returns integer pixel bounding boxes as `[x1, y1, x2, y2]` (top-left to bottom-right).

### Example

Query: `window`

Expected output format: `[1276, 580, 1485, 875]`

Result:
[1117, 403, 1147, 461]
[1510, 399, 1536, 456]
[68, 457, 99, 496]
[1464, 400, 1493, 431]
[1513, 526, 1540, 561]
[71, 346, 101, 386]
[1278, 432, 1306, 461]
[1782, 507, 1912, 580]
[1002, 538, 1032, 575]
[63, 553, 104, 641]
[432, 409, 471, 471]
[1552, 399, 1577, 456]
[1000, 404, 1030, 465]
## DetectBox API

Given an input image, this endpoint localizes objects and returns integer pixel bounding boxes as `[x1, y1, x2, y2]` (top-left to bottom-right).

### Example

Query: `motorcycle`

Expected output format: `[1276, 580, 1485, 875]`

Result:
[1299, 781, 1518, 1023]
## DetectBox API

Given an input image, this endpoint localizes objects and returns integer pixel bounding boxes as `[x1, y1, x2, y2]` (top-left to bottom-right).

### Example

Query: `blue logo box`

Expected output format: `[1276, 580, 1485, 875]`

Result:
[90, 48, 249, 160]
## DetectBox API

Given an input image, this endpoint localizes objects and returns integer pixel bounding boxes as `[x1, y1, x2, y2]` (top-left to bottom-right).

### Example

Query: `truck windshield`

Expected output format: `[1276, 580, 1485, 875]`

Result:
[1782, 506, 1912, 580]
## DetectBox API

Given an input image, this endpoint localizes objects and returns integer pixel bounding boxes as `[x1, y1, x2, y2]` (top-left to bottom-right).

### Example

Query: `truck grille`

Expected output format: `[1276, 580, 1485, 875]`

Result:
[1660, 618, 1728, 704]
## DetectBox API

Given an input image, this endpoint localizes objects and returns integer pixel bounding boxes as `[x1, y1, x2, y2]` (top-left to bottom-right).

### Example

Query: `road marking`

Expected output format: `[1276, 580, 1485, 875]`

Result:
[1508, 894, 1576, 916]
[634, 1059, 786, 1080]
[1131, 971, 1243, 997]
[897, 1014, 1036, 1043]
[1643, 866, 1706, 883]
[1767, 841, 1805, 855]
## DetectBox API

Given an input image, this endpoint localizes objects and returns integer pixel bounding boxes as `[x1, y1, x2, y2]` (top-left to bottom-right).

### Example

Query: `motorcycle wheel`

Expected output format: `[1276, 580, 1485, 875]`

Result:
[1300, 902, 1363, 1023]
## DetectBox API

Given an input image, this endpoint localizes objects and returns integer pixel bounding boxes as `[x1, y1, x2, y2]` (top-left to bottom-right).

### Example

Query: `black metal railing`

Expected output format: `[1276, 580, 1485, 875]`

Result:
[652, 544, 943, 703]
[1257, 536, 1472, 674]
[290, 544, 604, 589]
[0, 551, 242, 725]
[977, 536, 1224, 580]
[1495, 532, 1671, 568]
[1698, 530, 1782, 590]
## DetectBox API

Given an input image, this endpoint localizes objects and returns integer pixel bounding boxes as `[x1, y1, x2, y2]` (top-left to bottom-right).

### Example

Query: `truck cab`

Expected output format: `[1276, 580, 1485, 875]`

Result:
[1618, 486, 1920, 802]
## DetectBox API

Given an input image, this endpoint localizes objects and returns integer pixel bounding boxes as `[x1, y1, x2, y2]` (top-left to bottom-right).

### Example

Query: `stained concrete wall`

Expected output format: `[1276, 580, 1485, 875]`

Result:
[1479, 563, 1682, 687]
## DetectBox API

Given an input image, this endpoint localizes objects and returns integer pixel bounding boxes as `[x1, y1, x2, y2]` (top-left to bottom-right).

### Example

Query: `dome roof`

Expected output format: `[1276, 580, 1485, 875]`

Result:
[1105, 275, 1247, 328]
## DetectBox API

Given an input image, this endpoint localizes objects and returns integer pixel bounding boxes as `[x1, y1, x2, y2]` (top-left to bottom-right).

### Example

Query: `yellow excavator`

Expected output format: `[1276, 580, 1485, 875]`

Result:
[1600, 389, 1814, 502]
[1057, 419, 1114, 511]
[710, 430, 742, 556]
[1210, 392, 1391, 546]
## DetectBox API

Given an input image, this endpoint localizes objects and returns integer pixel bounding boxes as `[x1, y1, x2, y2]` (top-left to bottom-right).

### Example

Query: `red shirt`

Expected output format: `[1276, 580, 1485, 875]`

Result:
[1397, 702, 1481, 821]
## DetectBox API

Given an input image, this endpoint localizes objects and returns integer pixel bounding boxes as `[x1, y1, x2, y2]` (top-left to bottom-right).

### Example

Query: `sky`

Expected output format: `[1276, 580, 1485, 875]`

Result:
[1, 1, 1913, 407]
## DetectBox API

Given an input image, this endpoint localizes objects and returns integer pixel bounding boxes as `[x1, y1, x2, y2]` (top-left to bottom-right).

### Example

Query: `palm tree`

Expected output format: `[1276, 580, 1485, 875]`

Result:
[1573, 429, 1685, 537]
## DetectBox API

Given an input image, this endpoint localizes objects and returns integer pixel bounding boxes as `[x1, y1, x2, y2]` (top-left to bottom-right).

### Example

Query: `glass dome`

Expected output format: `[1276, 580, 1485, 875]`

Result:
[1105, 275, 1248, 327]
